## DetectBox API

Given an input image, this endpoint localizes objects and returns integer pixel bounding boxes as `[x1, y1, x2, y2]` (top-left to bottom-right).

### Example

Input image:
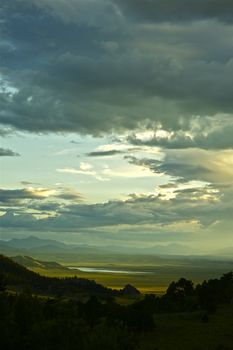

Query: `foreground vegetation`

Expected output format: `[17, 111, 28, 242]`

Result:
[0, 255, 233, 349]
[140, 305, 233, 350]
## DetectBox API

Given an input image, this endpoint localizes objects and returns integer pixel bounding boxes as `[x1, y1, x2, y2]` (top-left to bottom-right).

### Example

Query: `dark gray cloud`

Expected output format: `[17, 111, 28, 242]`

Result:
[55, 188, 83, 203]
[0, 188, 44, 206]
[0, 147, 20, 156]
[116, 0, 233, 23]
[87, 150, 124, 157]
[0, 187, 82, 207]
[128, 121, 233, 149]
[0, 0, 232, 143]
[27, 202, 62, 213]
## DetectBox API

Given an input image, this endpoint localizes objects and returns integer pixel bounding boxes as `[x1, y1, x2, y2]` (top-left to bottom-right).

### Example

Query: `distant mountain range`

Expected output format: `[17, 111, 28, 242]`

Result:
[140, 243, 196, 255]
[6, 236, 66, 249]
[0, 236, 232, 260]
[214, 247, 233, 257]
[0, 236, 195, 254]
[0, 236, 105, 255]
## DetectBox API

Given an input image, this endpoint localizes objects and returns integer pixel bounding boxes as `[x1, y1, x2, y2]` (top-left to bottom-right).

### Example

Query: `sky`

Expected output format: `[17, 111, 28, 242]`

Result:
[0, 0, 233, 254]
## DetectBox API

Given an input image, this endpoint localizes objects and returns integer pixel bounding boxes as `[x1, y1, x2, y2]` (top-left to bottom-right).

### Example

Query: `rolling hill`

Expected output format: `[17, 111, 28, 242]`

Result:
[0, 254, 113, 298]
[12, 255, 66, 270]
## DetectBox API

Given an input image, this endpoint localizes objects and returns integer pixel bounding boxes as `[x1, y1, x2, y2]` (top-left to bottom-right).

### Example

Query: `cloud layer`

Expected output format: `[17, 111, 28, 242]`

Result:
[0, 182, 232, 245]
[0, 0, 232, 146]
[116, 0, 233, 23]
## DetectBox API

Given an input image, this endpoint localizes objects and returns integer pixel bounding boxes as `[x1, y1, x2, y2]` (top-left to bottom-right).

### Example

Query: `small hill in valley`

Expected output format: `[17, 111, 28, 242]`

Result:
[121, 284, 140, 296]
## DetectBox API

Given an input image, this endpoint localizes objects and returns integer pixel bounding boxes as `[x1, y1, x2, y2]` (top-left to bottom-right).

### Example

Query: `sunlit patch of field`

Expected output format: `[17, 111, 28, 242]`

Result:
[31, 267, 77, 278]
[30, 266, 167, 293]
[29, 264, 173, 293]
[28, 256, 233, 294]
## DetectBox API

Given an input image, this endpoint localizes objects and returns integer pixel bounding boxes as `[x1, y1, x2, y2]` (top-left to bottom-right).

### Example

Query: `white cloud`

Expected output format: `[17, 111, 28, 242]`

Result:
[80, 162, 93, 171]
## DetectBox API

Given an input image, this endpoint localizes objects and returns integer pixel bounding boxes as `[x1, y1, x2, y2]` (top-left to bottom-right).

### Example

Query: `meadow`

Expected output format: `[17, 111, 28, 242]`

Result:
[28, 254, 233, 294]
[139, 305, 233, 350]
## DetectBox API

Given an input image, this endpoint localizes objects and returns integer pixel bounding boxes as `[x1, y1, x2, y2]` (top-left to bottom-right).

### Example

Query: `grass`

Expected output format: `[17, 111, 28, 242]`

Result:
[29, 266, 169, 293]
[139, 305, 233, 350]
[29, 259, 233, 294]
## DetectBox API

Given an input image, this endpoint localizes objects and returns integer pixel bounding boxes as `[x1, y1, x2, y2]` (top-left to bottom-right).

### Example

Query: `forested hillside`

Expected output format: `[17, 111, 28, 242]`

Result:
[0, 255, 113, 298]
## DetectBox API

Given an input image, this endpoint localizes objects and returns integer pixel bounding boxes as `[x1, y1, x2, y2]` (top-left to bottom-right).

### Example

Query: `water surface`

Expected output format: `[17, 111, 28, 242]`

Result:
[68, 266, 151, 274]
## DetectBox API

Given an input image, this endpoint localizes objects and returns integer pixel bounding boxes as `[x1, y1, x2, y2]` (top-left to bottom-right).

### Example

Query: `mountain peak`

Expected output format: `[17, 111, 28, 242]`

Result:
[7, 236, 66, 249]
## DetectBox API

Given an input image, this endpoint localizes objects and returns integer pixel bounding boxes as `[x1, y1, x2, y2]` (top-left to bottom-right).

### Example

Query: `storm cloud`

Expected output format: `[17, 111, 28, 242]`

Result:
[0, 188, 46, 206]
[0, 147, 20, 157]
[0, 187, 82, 207]
[127, 118, 233, 150]
[0, 0, 233, 143]
[115, 0, 233, 23]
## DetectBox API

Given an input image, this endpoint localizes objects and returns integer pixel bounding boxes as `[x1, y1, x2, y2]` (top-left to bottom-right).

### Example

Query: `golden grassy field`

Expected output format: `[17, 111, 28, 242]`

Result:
[30, 265, 168, 294]
[29, 257, 233, 295]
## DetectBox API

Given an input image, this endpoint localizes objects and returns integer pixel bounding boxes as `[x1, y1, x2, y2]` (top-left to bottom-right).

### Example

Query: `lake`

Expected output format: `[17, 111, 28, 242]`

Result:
[68, 266, 151, 274]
